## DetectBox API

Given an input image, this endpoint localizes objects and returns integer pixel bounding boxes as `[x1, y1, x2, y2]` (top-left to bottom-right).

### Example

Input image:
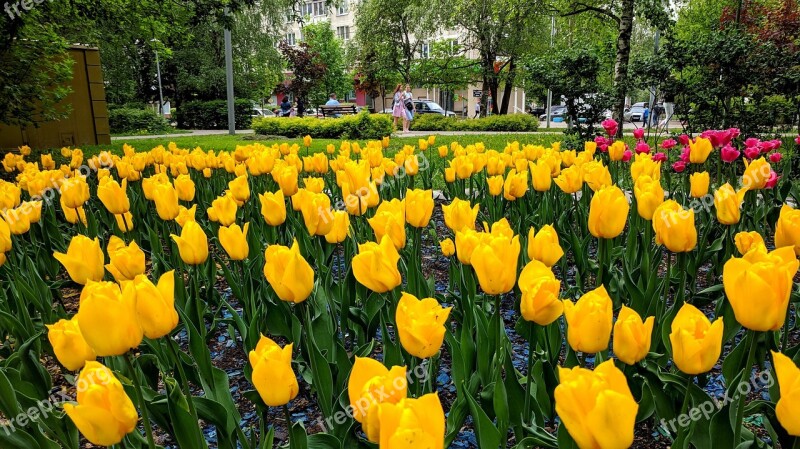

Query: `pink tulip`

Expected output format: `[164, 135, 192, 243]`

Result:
[672, 161, 686, 172]
[744, 138, 760, 148]
[622, 150, 632, 162]
[795, 135, 800, 145]
[679, 134, 690, 146]
[765, 170, 779, 189]
[744, 147, 760, 160]
[720, 145, 740, 163]
[601, 119, 618, 136]
[635, 142, 651, 154]
[660, 139, 677, 150]
[769, 152, 782, 163]
[633, 128, 645, 140]
[653, 152, 667, 162]
[680, 146, 690, 162]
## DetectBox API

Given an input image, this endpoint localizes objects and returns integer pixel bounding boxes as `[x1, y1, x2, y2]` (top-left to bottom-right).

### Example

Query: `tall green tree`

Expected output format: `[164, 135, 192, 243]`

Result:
[303, 21, 351, 106]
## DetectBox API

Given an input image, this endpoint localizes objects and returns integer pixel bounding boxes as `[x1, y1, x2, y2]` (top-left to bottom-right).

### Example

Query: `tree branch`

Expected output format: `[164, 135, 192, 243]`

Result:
[562, 3, 620, 23]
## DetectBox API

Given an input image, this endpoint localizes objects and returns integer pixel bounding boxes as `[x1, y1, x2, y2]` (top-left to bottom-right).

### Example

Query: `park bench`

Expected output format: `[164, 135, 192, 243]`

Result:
[319, 105, 358, 118]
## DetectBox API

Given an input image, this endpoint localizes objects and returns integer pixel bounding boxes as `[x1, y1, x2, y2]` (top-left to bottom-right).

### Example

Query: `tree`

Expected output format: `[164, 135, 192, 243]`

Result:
[303, 21, 351, 106]
[412, 40, 478, 113]
[277, 41, 327, 109]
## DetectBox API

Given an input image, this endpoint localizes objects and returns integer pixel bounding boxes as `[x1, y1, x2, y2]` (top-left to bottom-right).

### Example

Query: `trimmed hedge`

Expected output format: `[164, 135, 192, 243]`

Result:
[175, 99, 254, 130]
[109, 108, 172, 135]
[410, 114, 539, 132]
[252, 112, 393, 140]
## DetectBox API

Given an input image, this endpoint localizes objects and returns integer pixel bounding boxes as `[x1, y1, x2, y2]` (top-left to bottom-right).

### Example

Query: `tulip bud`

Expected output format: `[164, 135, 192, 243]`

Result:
[352, 236, 402, 293]
[689, 171, 710, 198]
[208, 194, 238, 226]
[772, 351, 800, 436]
[526, 225, 564, 267]
[613, 306, 654, 365]
[249, 335, 299, 407]
[174, 174, 195, 201]
[348, 357, 407, 442]
[470, 234, 520, 295]
[378, 394, 445, 449]
[259, 190, 287, 226]
[714, 183, 747, 225]
[54, 235, 105, 285]
[153, 183, 180, 220]
[46, 316, 97, 371]
[170, 220, 209, 265]
[229, 175, 251, 204]
[734, 230, 765, 255]
[633, 175, 665, 221]
[219, 223, 250, 260]
[588, 185, 629, 239]
[442, 198, 479, 232]
[563, 285, 613, 353]
[405, 189, 434, 228]
[652, 200, 697, 252]
[127, 272, 178, 339]
[263, 239, 314, 303]
[486, 175, 504, 196]
[64, 362, 138, 446]
[439, 238, 455, 257]
[518, 260, 563, 326]
[669, 303, 723, 375]
[689, 137, 713, 163]
[775, 204, 800, 255]
[554, 165, 583, 193]
[368, 199, 406, 249]
[396, 292, 451, 359]
[77, 281, 143, 356]
[105, 236, 145, 282]
[324, 211, 350, 244]
[97, 178, 130, 215]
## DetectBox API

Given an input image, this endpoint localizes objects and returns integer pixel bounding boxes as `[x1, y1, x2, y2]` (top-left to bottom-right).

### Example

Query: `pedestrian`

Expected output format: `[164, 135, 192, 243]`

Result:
[296, 97, 305, 118]
[391, 84, 407, 132]
[473, 101, 481, 119]
[403, 84, 415, 132]
[280, 96, 292, 117]
[325, 93, 340, 106]
[662, 91, 675, 127]
[652, 102, 664, 128]
[642, 105, 650, 126]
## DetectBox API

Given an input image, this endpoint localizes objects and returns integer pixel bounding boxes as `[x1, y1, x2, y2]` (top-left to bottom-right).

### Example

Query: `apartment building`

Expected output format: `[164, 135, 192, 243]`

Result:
[282, 0, 529, 115]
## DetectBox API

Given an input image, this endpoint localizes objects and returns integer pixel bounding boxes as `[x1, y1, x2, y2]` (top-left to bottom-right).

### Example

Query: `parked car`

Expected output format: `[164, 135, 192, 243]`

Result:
[252, 108, 276, 118]
[624, 102, 648, 122]
[539, 105, 567, 121]
[413, 100, 457, 117]
[528, 106, 546, 117]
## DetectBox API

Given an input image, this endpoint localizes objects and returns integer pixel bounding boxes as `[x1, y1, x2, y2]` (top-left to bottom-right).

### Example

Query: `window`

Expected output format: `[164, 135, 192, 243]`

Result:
[300, 2, 312, 16]
[336, 26, 350, 41]
[312, 1, 325, 16]
[284, 33, 296, 46]
[420, 42, 430, 59]
[337, 1, 349, 15]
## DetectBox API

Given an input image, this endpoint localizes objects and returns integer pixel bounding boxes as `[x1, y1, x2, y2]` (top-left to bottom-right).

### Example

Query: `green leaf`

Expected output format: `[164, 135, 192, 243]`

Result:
[465, 386, 502, 449]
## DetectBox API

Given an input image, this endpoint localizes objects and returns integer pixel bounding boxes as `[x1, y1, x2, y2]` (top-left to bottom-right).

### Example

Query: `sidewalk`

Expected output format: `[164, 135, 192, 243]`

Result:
[111, 129, 254, 141]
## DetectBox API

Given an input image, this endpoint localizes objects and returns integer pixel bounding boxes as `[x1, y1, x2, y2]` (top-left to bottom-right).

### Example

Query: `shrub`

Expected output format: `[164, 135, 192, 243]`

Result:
[108, 108, 172, 135]
[410, 114, 539, 132]
[175, 99, 254, 130]
[252, 111, 393, 140]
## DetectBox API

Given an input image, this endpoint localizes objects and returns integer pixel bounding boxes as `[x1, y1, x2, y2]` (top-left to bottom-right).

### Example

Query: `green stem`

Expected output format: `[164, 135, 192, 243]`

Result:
[123, 353, 157, 449]
[283, 404, 295, 449]
[676, 252, 688, 306]
[734, 331, 758, 445]
[167, 338, 198, 420]
[596, 238, 605, 289]
[674, 376, 693, 443]
[523, 326, 535, 425]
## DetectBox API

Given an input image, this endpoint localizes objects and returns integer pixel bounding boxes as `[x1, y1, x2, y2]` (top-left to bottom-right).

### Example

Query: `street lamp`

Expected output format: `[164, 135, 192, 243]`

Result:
[151, 39, 165, 116]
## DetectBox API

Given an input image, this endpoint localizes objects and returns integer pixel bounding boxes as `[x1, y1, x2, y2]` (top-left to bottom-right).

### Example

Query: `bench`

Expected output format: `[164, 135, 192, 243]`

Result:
[319, 105, 358, 118]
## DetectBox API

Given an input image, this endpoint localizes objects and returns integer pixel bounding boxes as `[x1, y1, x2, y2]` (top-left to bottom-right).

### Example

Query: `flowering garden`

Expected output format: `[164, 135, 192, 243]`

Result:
[2, 124, 800, 449]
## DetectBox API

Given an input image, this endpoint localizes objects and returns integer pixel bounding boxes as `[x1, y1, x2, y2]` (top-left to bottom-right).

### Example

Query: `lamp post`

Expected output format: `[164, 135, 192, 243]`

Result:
[151, 39, 165, 116]
[224, 9, 235, 135]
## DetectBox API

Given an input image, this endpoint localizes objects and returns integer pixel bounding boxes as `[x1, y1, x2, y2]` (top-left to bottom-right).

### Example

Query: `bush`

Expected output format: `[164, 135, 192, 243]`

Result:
[175, 99, 254, 130]
[409, 114, 539, 132]
[252, 111, 393, 140]
[109, 108, 172, 135]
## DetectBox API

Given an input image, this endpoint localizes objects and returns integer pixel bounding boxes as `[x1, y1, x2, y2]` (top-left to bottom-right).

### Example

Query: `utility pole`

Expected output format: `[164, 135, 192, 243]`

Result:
[151, 39, 165, 116]
[224, 10, 236, 135]
[546, 15, 555, 129]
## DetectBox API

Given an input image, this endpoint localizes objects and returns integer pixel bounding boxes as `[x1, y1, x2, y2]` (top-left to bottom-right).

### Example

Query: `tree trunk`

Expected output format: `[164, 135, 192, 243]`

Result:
[613, 0, 635, 137]
[499, 58, 516, 115]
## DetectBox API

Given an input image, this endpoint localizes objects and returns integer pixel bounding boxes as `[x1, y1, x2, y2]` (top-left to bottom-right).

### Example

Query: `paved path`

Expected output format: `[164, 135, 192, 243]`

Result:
[111, 129, 254, 141]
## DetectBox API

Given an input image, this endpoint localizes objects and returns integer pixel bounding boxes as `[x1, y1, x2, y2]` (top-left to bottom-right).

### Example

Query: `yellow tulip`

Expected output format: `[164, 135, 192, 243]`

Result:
[174, 174, 195, 201]
[46, 316, 96, 371]
[152, 182, 180, 220]
[442, 198, 479, 232]
[742, 157, 771, 190]
[630, 154, 661, 183]
[669, 303, 724, 375]
[301, 193, 335, 237]
[471, 234, 521, 295]
[775, 204, 800, 255]
[444, 167, 456, 183]
[170, 220, 209, 265]
[554, 165, 583, 194]
[588, 185, 629, 239]
[582, 161, 612, 192]
[503, 169, 528, 201]
[352, 236, 402, 293]
[527, 225, 564, 267]
[405, 189, 434, 228]
[734, 230, 765, 255]
[530, 160, 552, 192]
[263, 239, 314, 303]
[208, 194, 238, 227]
[633, 175, 665, 221]
[772, 351, 800, 436]
[689, 171, 710, 198]
[60, 176, 90, 209]
[77, 281, 143, 356]
[324, 211, 350, 244]
[304, 177, 325, 193]
[54, 235, 104, 285]
[219, 223, 250, 260]
[105, 236, 145, 282]
[127, 271, 178, 339]
[396, 292, 451, 359]
[518, 260, 563, 326]
[440, 238, 455, 257]
[613, 306, 654, 365]
[348, 357, 407, 442]
[563, 285, 613, 354]
[487, 175, 504, 196]
[454, 229, 483, 265]
[175, 205, 196, 228]
[0, 217, 9, 253]
[229, 175, 251, 204]
[723, 246, 798, 331]
[608, 141, 626, 161]
[276, 165, 299, 196]
[21, 200, 42, 224]
[249, 335, 299, 407]
[379, 394, 445, 449]
[688, 137, 713, 163]
[714, 183, 747, 225]
[1, 208, 29, 235]
[259, 190, 287, 226]
[303, 135, 312, 147]
[555, 360, 638, 449]
[652, 200, 697, 252]
[64, 362, 138, 446]
[368, 199, 406, 249]
[97, 177, 130, 215]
